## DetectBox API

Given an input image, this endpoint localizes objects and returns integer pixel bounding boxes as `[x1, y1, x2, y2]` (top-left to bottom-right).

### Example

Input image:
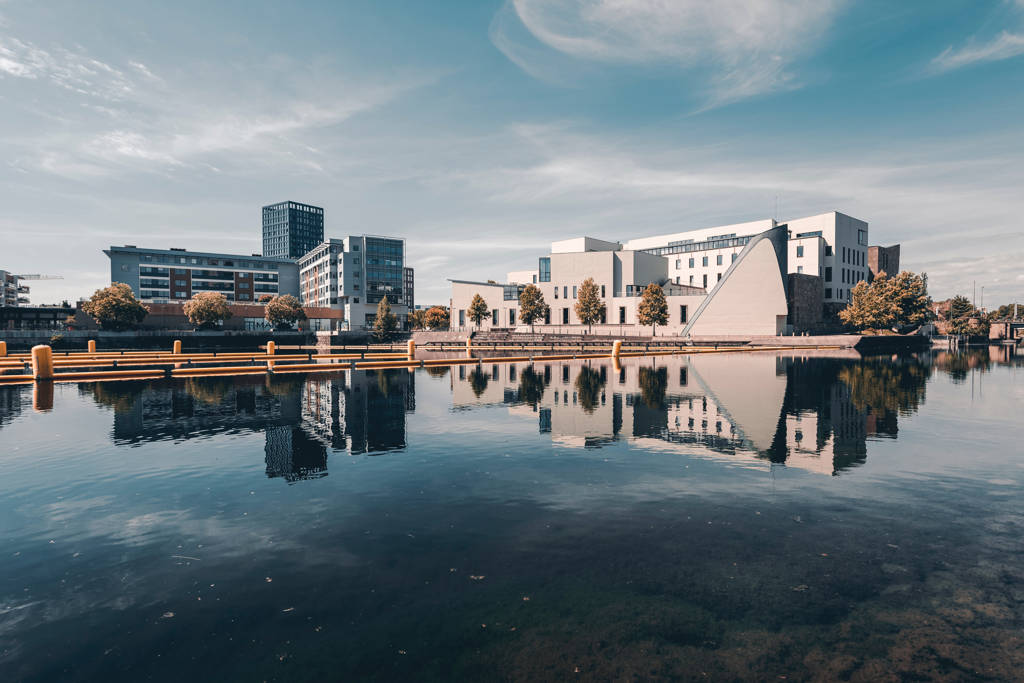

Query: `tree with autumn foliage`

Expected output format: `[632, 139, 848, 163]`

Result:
[264, 294, 307, 329]
[637, 284, 668, 336]
[518, 284, 548, 332]
[839, 271, 931, 332]
[574, 277, 605, 333]
[81, 283, 149, 331]
[183, 291, 232, 329]
[468, 293, 489, 328]
[424, 306, 450, 330]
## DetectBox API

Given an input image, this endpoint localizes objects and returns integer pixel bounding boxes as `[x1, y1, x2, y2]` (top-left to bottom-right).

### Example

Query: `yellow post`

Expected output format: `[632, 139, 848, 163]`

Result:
[612, 340, 622, 358]
[31, 344, 54, 380]
[0, 340, 6, 358]
[407, 339, 415, 360]
[88, 339, 96, 353]
[267, 341, 276, 369]
[173, 339, 182, 355]
[613, 355, 622, 374]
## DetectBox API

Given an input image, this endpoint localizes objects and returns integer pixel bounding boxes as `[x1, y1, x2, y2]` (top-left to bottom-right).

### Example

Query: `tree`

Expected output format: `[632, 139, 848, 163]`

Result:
[424, 306, 450, 330]
[409, 309, 427, 330]
[993, 303, 1023, 320]
[468, 293, 489, 328]
[638, 366, 668, 409]
[637, 284, 668, 336]
[264, 294, 307, 329]
[949, 295, 974, 320]
[518, 284, 549, 333]
[517, 366, 548, 407]
[183, 291, 232, 329]
[840, 271, 931, 332]
[468, 367, 489, 397]
[575, 278, 605, 333]
[81, 282, 149, 331]
[948, 314, 991, 337]
[372, 297, 399, 340]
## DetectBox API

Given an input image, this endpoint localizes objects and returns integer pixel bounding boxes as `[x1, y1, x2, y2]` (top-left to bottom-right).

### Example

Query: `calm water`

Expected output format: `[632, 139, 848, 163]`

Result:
[0, 349, 1022, 681]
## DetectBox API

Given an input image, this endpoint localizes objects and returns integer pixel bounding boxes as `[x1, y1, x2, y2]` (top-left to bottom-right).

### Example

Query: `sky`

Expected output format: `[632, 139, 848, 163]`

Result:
[1, 0, 1023, 308]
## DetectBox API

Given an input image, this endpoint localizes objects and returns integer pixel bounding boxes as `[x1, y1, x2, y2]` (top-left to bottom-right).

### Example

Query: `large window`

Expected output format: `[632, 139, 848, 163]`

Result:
[538, 257, 551, 282]
[858, 229, 868, 246]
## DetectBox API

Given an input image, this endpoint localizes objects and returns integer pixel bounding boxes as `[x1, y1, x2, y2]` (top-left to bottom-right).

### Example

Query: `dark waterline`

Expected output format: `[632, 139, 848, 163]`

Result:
[0, 349, 1021, 681]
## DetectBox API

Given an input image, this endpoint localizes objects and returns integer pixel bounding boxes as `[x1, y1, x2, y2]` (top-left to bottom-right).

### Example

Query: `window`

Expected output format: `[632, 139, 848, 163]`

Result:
[538, 257, 551, 282]
[492, 309, 499, 325]
[120, 264, 129, 272]
[509, 309, 516, 325]
[825, 288, 832, 299]
[626, 285, 633, 296]
[703, 274, 708, 288]
[716, 254, 723, 265]
[825, 245, 833, 256]
[797, 266, 804, 274]
[238, 282, 249, 289]
[563, 286, 568, 299]
[175, 291, 186, 298]
[796, 246, 804, 257]
[572, 286, 577, 299]
[689, 275, 694, 285]
[459, 309, 465, 326]
[619, 306, 626, 324]
[688, 258, 694, 268]
[858, 229, 868, 246]
[825, 266, 832, 282]
[554, 288, 558, 299]
[680, 305, 688, 323]
[562, 308, 569, 324]
[731, 253, 737, 263]
[175, 280, 186, 286]
[702, 256, 709, 266]
[601, 285, 605, 297]
[717, 272, 722, 281]
[675, 259, 681, 268]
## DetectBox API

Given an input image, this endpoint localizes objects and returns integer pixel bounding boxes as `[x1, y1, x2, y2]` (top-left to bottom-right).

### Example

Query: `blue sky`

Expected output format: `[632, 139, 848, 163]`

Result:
[2, 0, 1023, 307]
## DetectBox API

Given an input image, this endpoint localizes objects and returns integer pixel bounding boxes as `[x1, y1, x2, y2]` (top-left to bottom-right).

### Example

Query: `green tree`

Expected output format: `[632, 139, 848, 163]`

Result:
[264, 294, 307, 329]
[424, 306, 450, 330]
[183, 291, 232, 329]
[574, 277, 605, 333]
[468, 293, 489, 328]
[948, 314, 990, 336]
[637, 284, 668, 336]
[81, 282, 149, 331]
[840, 271, 931, 331]
[992, 303, 1023, 320]
[949, 295, 974, 320]
[372, 297, 399, 340]
[518, 284, 549, 332]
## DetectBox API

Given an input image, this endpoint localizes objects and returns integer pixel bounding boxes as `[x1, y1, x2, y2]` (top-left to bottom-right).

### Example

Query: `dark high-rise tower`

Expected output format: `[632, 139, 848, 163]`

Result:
[262, 201, 324, 259]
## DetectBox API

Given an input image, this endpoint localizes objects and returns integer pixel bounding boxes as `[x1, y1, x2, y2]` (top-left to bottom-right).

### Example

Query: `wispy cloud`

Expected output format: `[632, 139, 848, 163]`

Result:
[491, 0, 846, 107]
[931, 31, 1024, 72]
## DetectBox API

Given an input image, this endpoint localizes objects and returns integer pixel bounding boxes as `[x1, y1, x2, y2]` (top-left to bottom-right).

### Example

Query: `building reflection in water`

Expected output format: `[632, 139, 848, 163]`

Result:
[452, 352, 931, 476]
[4, 345, 1015, 481]
[74, 369, 414, 483]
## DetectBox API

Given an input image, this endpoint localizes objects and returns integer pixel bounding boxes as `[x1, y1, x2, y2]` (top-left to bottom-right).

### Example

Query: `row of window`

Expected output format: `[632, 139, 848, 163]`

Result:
[674, 253, 738, 269]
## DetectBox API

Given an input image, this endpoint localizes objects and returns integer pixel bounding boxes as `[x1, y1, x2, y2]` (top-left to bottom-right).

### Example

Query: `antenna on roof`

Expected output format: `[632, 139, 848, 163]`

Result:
[774, 194, 778, 222]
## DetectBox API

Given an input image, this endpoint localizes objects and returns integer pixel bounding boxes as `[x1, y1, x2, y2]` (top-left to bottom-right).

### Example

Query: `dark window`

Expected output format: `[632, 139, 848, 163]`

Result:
[680, 305, 688, 323]
[825, 266, 832, 282]
[703, 274, 708, 288]
[538, 257, 551, 282]
[796, 246, 804, 257]
[702, 256, 708, 266]
[492, 309, 499, 325]
[562, 308, 569, 324]
[619, 306, 626, 324]
[716, 254, 723, 265]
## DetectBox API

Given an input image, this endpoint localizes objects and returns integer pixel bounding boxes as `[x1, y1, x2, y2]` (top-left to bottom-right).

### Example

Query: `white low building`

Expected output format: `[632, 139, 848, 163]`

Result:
[450, 225, 791, 337]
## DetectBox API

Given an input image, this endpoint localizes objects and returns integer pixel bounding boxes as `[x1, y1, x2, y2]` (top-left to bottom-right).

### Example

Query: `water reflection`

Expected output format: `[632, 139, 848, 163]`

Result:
[452, 353, 931, 475]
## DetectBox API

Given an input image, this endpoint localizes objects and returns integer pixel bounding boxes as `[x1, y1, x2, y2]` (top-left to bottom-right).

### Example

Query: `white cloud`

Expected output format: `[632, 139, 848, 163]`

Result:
[491, 0, 845, 106]
[931, 31, 1024, 72]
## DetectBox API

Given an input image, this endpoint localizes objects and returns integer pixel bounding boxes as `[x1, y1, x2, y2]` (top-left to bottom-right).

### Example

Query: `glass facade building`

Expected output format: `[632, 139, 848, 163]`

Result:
[262, 201, 325, 259]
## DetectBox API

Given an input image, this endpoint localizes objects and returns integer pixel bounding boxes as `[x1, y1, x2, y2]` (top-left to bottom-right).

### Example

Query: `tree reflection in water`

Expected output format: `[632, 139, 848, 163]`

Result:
[517, 365, 548, 408]
[638, 366, 668, 409]
[469, 367, 489, 397]
[574, 365, 606, 414]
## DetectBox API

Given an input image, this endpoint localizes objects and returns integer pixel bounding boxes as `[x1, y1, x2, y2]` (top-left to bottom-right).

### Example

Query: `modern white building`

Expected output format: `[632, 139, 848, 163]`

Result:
[451, 225, 791, 337]
[624, 211, 870, 307]
[297, 235, 411, 331]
